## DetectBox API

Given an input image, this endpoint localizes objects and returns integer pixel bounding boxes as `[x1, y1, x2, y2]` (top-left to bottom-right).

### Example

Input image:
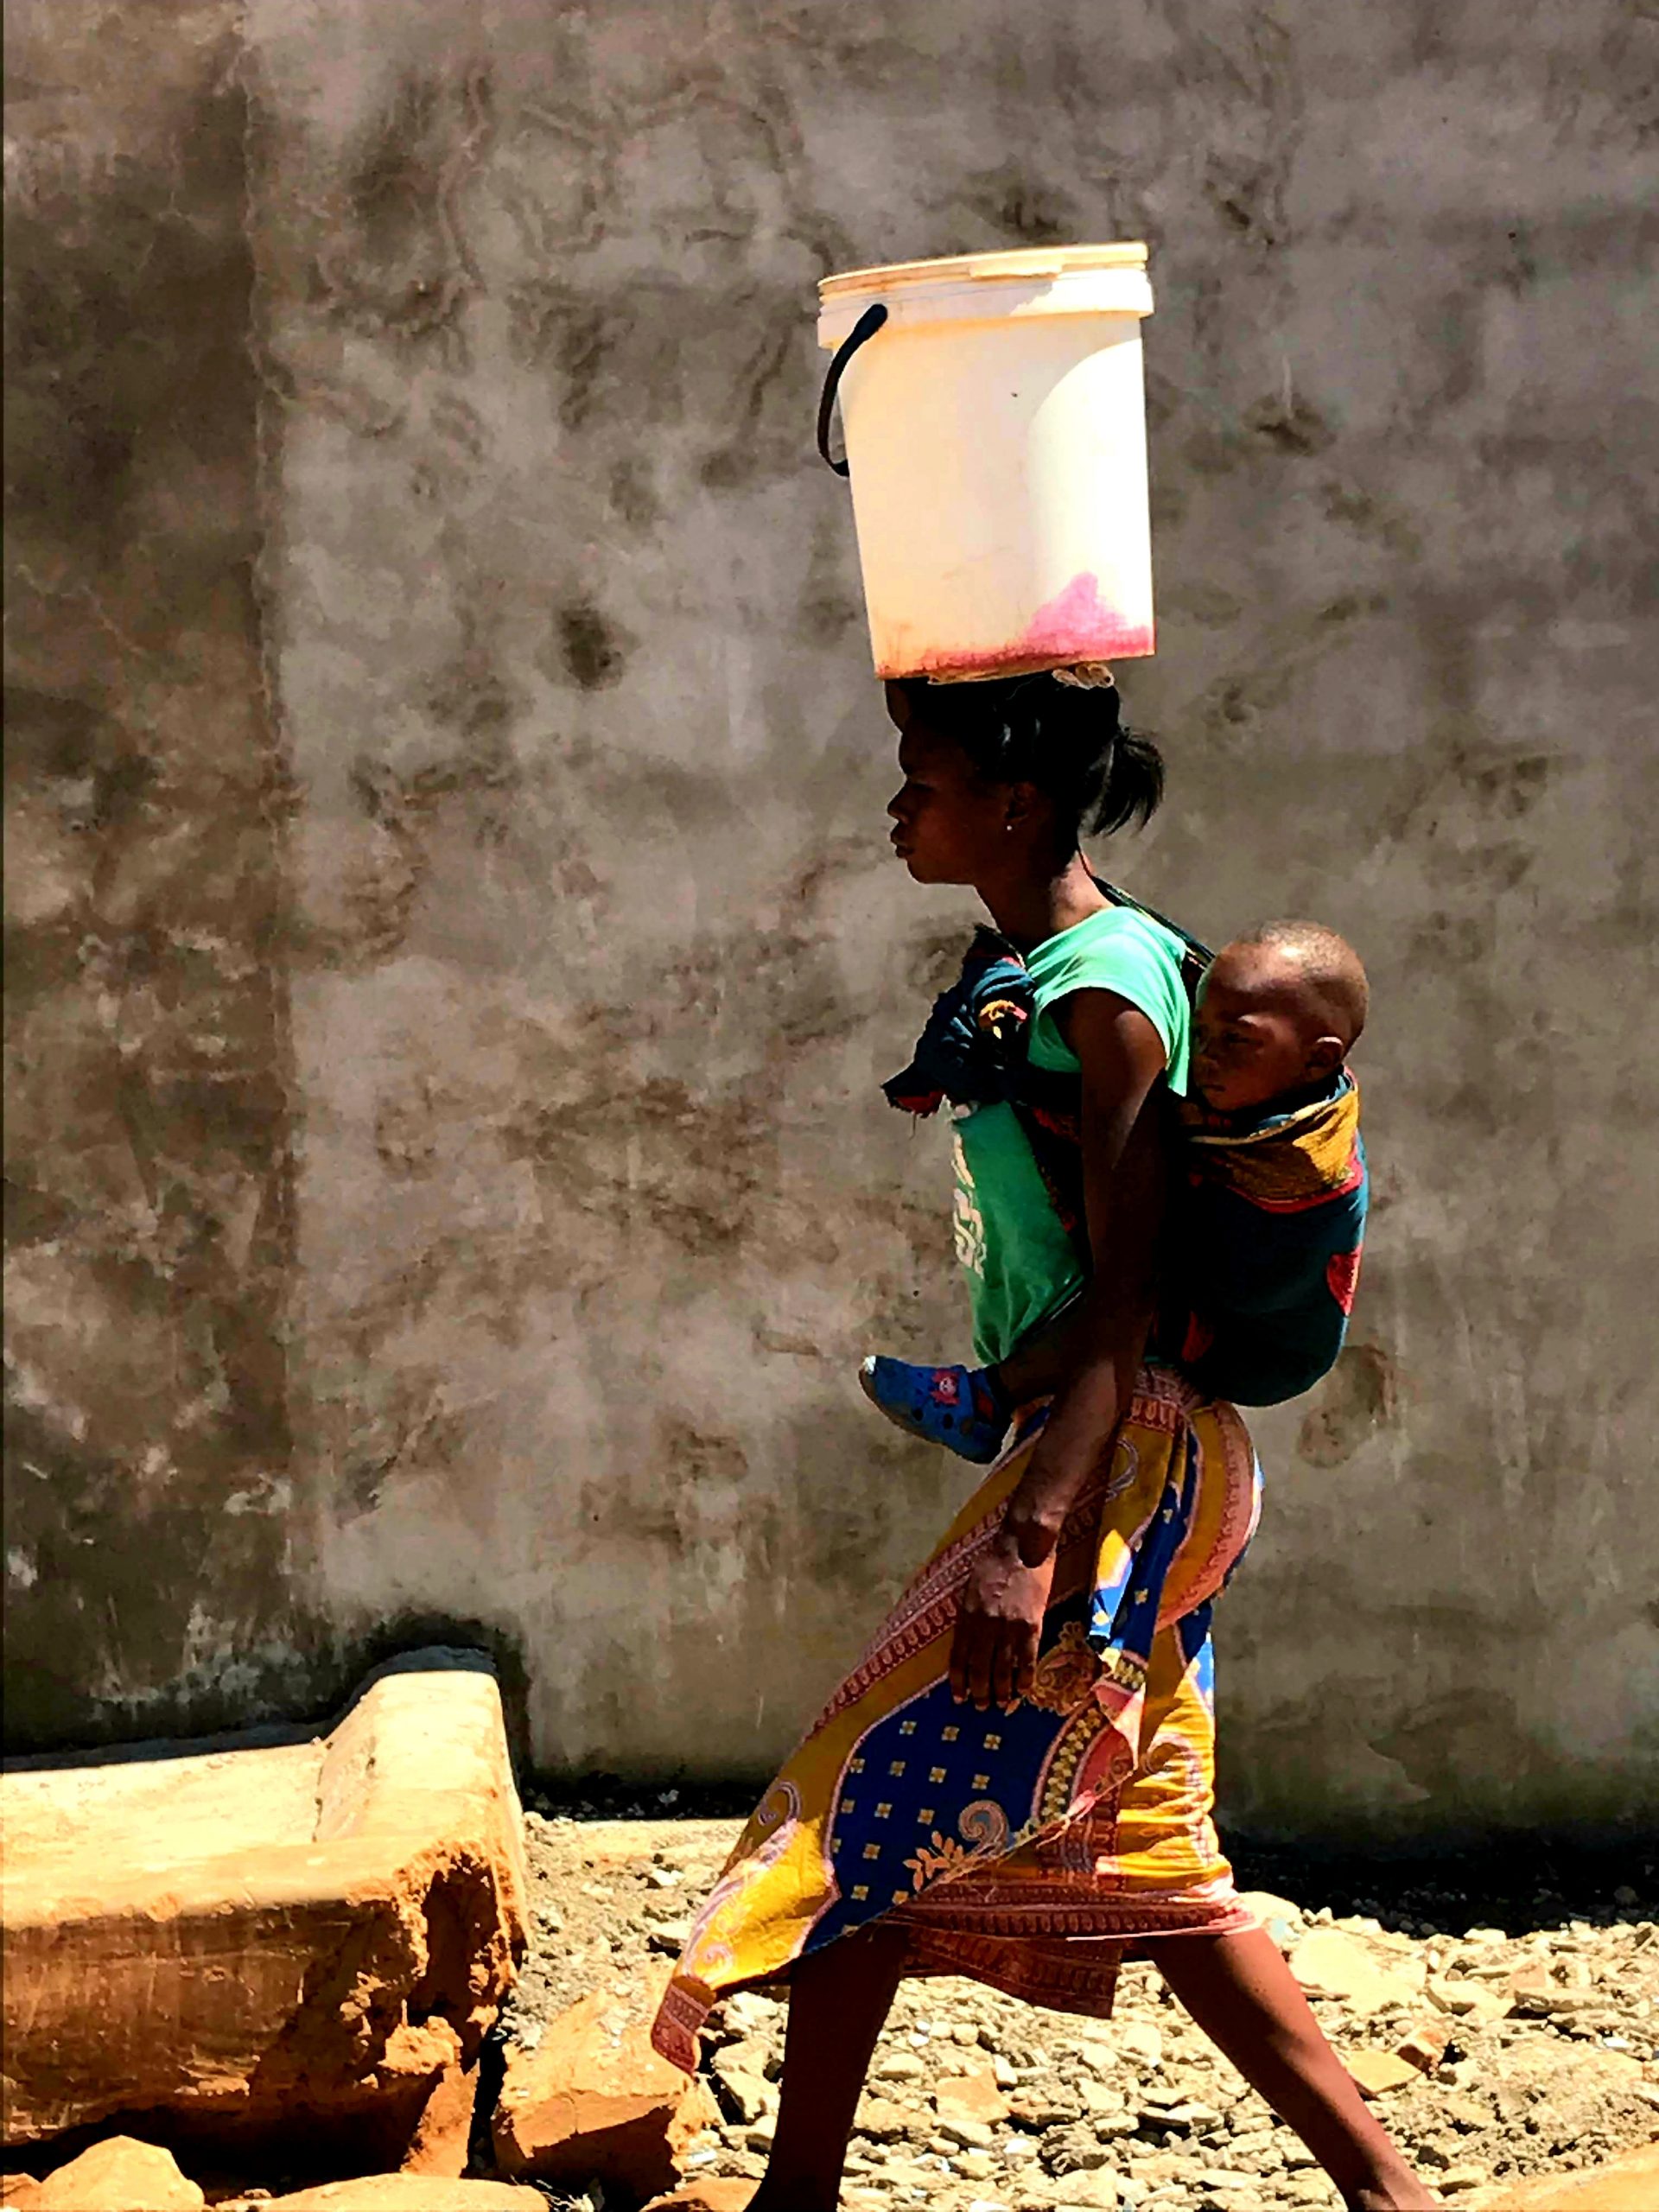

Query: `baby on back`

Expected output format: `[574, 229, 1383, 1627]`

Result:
[862, 918, 1370, 1459]
[1170, 920, 1369, 1408]
[1187, 919, 1366, 1120]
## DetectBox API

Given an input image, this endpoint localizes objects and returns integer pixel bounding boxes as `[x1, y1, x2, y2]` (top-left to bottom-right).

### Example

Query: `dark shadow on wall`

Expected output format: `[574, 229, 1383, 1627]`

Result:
[4, 1599, 534, 1824]
[2, 3, 311, 1753]
[309, 1614, 537, 1789]
[0, 1641, 518, 1775]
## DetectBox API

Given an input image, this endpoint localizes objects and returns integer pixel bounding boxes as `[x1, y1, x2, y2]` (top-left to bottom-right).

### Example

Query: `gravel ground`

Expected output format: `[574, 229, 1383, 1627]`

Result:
[500, 1808, 1657, 2210]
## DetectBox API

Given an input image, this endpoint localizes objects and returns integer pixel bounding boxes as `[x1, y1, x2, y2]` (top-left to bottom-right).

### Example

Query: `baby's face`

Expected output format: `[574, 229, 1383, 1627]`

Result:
[1191, 948, 1338, 1114]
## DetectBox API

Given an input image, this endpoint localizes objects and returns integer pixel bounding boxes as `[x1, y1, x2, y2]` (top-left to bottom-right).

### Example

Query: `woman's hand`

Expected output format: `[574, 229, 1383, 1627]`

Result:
[949, 1524, 1057, 1710]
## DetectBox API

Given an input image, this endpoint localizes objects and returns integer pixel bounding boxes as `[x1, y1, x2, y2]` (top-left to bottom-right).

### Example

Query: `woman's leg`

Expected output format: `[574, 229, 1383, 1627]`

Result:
[1152, 1928, 1437, 2212]
[747, 1923, 910, 2212]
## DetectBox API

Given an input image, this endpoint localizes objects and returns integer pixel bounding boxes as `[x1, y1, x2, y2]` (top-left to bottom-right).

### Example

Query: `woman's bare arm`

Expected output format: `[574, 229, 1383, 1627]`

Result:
[1004, 989, 1167, 1560]
[948, 987, 1168, 1709]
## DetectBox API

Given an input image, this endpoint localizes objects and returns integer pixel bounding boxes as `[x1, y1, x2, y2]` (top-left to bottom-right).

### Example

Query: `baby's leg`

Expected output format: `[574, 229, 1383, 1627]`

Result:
[858, 1297, 1086, 1463]
[858, 1357, 1009, 1461]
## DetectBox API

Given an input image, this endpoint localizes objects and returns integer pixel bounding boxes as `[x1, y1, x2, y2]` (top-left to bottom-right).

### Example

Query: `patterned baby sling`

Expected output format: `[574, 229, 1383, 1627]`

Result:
[882, 881, 1367, 1407]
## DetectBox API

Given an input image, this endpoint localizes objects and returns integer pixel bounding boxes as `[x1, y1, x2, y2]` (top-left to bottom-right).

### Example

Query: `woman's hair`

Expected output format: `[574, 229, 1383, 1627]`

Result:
[894, 673, 1164, 843]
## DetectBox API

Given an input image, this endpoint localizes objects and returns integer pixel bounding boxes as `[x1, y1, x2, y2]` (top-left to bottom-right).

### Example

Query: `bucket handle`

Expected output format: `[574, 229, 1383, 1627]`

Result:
[816, 302, 888, 475]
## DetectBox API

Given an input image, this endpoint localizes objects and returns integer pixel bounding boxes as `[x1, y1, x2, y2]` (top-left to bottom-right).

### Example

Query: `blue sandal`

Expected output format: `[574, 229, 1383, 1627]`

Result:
[858, 1357, 1009, 1464]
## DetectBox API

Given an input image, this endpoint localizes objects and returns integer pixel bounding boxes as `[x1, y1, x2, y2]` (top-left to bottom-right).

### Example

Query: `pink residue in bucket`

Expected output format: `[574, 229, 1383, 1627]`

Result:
[876, 572, 1154, 681]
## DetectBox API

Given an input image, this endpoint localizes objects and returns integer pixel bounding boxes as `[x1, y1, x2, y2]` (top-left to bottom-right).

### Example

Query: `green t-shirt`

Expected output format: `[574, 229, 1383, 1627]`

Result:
[950, 904, 1192, 1366]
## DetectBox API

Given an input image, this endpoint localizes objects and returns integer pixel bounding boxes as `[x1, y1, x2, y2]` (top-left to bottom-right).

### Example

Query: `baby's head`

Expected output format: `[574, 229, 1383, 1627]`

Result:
[1192, 920, 1369, 1116]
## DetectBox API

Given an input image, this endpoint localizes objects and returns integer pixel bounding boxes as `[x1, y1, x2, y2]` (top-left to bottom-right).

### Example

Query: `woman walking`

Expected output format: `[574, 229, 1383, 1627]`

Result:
[653, 674, 1430, 2212]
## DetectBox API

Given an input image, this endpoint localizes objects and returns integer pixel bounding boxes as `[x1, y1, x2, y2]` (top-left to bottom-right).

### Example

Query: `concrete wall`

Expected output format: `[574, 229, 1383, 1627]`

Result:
[6, 0, 1656, 1834]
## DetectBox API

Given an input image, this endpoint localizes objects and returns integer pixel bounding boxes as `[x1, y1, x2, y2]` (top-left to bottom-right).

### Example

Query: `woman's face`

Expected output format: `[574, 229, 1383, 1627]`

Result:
[884, 684, 1011, 886]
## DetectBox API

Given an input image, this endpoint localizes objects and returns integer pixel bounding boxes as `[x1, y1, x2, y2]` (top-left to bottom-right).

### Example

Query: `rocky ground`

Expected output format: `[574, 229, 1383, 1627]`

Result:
[500, 1808, 1658, 2211]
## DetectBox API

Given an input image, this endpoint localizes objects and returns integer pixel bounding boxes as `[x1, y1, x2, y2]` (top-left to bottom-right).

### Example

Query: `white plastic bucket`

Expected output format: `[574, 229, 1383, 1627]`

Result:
[817, 245, 1155, 682]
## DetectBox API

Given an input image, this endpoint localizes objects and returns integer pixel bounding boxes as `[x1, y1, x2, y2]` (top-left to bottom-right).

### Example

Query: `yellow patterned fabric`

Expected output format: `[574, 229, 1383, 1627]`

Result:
[1179, 1074, 1363, 1212]
[652, 1368, 1261, 2070]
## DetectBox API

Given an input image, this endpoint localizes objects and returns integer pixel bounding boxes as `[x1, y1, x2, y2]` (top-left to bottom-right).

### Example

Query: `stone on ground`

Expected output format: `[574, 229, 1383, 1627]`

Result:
[1111, 2018, 1164, 2068]
[1047, 2171, 1122, 2209]
[397, 2045, 480, 2177]
[1393, 2015, 1452, 2073]
[1427, 1973, 1516, 2023]
[1236, 1890, 1309, 1951]
[7, 2138, 203, 2209]
[934, 2063, 1011, 2126]
[491, 1973, 717, 2192]
[851, 2094, 922, 2142]
[1286, 1926, 1423, 2012]
[1344, 2048, 1425, 2097]
[1476, 2144, 1659, 2209]
[709, 2044, 772, 2125]
[1, 1652, 526, 2165]
[641, 2183, 756, 2212]
[222, 2179, 547, 2209]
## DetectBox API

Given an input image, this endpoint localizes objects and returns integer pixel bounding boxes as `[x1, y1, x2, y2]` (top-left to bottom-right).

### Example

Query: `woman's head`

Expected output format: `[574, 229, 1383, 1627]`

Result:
[884, 673, 1164, 887]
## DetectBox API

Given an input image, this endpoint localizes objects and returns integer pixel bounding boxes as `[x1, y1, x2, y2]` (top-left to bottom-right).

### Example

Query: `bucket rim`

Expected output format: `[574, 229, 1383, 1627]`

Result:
[819, 242, 1148, 302]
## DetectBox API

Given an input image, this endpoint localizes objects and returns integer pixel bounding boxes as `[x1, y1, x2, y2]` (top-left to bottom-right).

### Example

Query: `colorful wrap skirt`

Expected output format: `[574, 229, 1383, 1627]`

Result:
[652, 1365, 1262, 2074]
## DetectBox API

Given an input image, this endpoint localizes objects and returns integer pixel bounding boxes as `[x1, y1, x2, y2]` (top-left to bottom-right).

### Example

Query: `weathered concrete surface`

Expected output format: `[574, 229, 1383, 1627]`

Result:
[3, 0, 313, 1748]
[5, 0, 1657, 1835]
[1, 1654, 524, 2158]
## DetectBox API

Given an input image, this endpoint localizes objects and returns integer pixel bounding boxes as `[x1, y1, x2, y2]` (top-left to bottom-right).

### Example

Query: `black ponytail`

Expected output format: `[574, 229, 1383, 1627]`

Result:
[893, 672, 1164, 844]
